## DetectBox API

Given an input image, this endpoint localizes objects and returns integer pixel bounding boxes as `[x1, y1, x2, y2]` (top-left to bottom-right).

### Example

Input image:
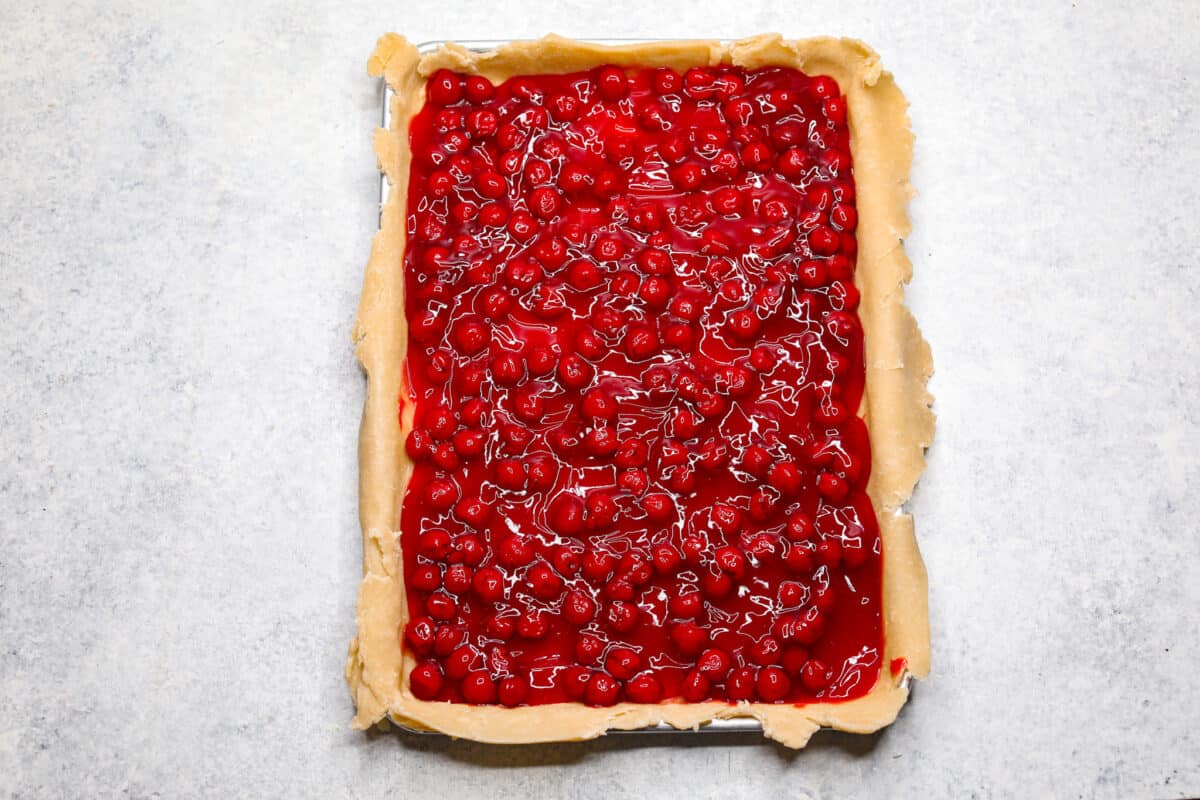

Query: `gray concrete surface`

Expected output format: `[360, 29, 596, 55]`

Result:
[2, 1, 1198, 797]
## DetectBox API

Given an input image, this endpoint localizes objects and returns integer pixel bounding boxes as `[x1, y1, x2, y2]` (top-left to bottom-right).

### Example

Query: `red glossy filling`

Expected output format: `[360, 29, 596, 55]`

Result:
[398, 63, 881, 708]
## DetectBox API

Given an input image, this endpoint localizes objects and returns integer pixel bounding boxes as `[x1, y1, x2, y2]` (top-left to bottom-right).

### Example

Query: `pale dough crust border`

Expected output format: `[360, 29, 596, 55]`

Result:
[346, 33, 935, 749]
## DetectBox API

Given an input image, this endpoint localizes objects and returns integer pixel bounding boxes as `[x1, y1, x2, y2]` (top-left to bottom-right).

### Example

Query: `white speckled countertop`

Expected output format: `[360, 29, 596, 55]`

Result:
[2, 1, 1198, 797]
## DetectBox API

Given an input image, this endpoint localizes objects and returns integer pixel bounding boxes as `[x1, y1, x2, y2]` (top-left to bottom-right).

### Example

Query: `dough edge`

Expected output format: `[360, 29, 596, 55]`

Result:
[347, 33, 935, 748]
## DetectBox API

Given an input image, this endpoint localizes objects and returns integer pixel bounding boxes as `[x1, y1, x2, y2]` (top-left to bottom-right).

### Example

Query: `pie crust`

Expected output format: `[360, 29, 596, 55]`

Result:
[347, 33, 934, 748]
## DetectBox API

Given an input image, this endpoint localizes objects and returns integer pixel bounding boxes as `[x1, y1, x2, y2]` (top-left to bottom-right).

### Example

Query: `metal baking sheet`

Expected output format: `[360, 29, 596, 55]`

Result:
[377, 38, 900, 739]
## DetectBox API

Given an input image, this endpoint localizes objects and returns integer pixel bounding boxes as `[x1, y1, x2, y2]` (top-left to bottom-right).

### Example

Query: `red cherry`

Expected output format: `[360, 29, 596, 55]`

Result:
[651, 543, 682, 575]
[596, 66, 629, 100]
[809, 226, 839, 256]
[472, 566, 505, 603]
[830, 279, 861, 311]
[618, 468, 649, 496]
[757, 666, 791, 702]
[575, 328, 605, 360]
[464, 75, 495, 103]
[701, 569, 733, 599]
[517, 610, 549, 640]
[738, 141, 771, 172]
[404, 616, 436, 655]
[615, 439, 649, 468]
[486, 612, 516, 641]
[641, 493, 674, 522]
[592, 236, 624, 261]
[586, 672, 622, 706]
[671, 407, 701, 440]
[417, 529, 451, 560]
[549, 91, 580, 122]
[581, 389, 617, 422]
[411, 564, 441, 592]
[560, 163, 593, 194]
[822, 95, 847, 124]
[410, 660, 444, 700]
[713, 546, 746, 580]
[740, 444, 772, 477]
[814, 582, 838, 615]
[426, 69, 463, 106]
[453, 428, 486, 458]
[843, 539, 871, 570]
[533, 237, 568, 269]
[461, 670, 497, 704]
[783, 543, 816, 575]
[504, 258, 543, 291]
[670, 621, 710, 655]
[550, 545, 582, 576]
[696, 648, 732, 679]
[561, 666, 591, 700]
[831, 203, 857, 231]
[425, 591, 457, 621]
[826, 310, 859, 343]
[455, 534, 486, 566]
[810, 75, 839, 99]
[726, 666, 757, 701]
[443, 644, 475, 680]
[778, 580, 806, 608]
[638, 248, 672, 276]
[772, 611, 824, 646]
[816, 538, 843, 569]
[527, 562, 564, 601]
[432, 442, 461, 471]
[625, 673, 664, 704]
[669, 586, 704, 619]
[526, 456, 556, 489]
[549, 494, 586, 535]
[651, 67, 681, 94]
[749, 345, 777, 372]
[526, 345, 557, 376]
[670, 162, 704, 191]
[605, 601, 639, 633]
[663, 323, 695, 351]
[583, 424, 619, 455]
[776, 147, 809, 180]
[496, 535, 535, 568]
[727, 309, 762, 341]
[585, 490, 619, 529]
[575, 633, 605, 664]
[800, 659, 832, 692]
[605, 647, 642, 681]
[498, 676, 529, 707]
[630, 201, 666, 232]
[639, 276, 671, 308]
[433, 624, 465, 657]
[474, 170, 507, 199]
[452, 319, 489, 356]
[562, 589, 597, 626]
[749, 636, 782, 667]
[768, 461, 804, 497]
[682, 66, 717, 98]
[680, 669, 710, 702]
[405, 428, 433, 461]
[494, 458, 528, 491]
[748, 487, 781, 522]
[690, 441, 724, 475]
[558, 353, 595, 389]
[817, 472, 849, 501]
[479, 202, 508, 226]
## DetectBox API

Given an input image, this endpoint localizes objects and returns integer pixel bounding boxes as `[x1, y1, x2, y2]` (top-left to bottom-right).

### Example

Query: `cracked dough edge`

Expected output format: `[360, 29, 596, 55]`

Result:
[346, 33, 935, 749]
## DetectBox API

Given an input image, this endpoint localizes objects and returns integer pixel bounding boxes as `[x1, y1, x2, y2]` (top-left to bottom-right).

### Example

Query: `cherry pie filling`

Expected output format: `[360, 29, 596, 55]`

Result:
[399, 63, 880, 708]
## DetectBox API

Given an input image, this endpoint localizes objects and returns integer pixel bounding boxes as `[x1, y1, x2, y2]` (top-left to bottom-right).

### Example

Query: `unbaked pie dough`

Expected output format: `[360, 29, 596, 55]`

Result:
[347, 33, 934, 748]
